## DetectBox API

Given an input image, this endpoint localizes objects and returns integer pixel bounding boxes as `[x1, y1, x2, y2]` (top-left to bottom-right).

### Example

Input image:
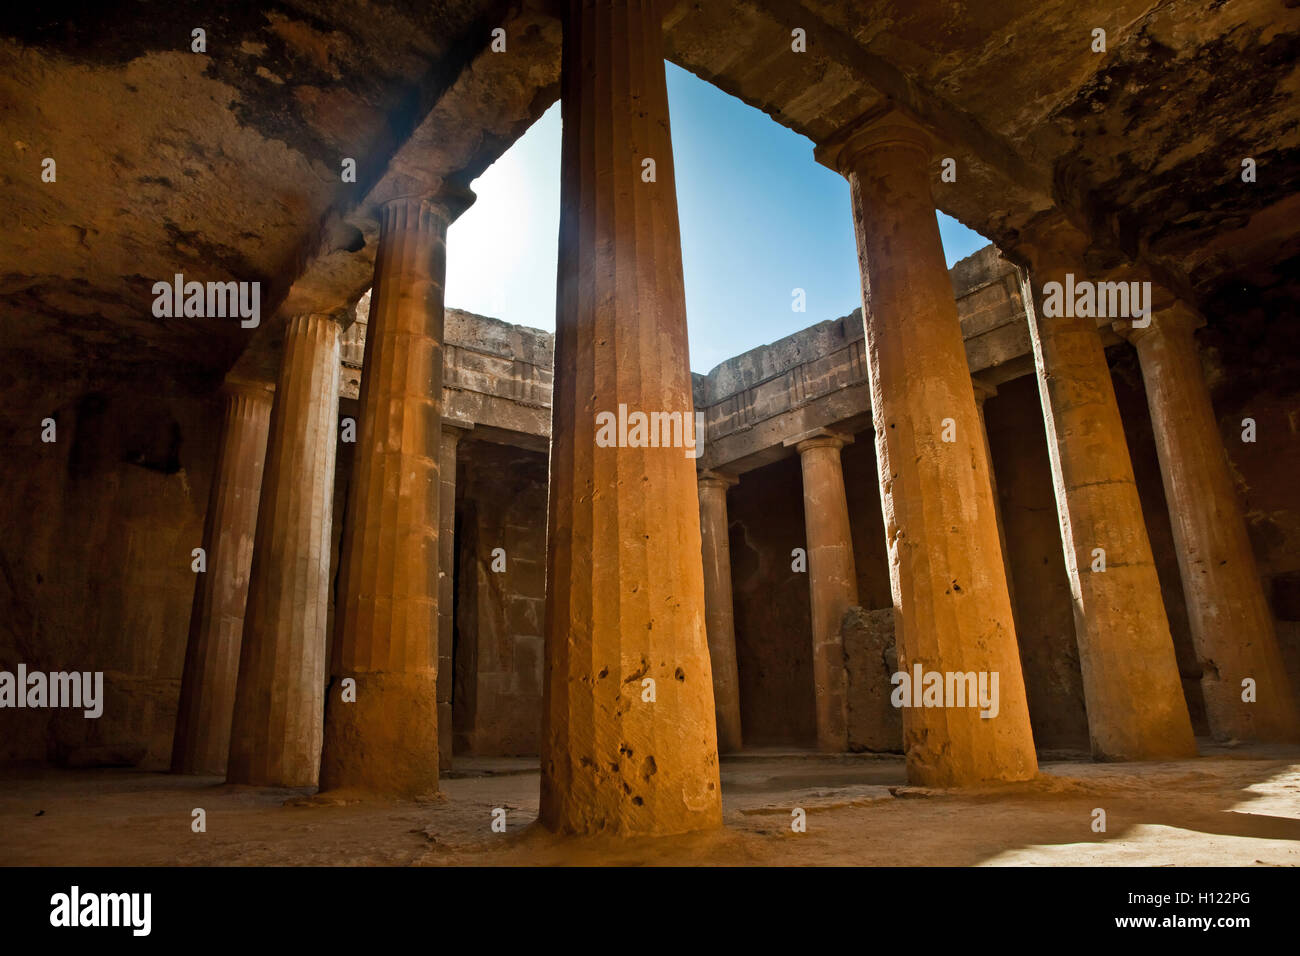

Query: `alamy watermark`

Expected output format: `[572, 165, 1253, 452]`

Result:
[1039, 274, 1151, 326]
[0, 664, 103, 718]
[891, 665, 1000, 718]
[595, 404, 705, 459]
[152, 273, 260, 328]
[50, 886, 150, 936]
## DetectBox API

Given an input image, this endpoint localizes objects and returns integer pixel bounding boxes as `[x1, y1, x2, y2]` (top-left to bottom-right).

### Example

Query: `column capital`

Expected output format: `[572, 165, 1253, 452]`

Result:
[971, 378, 998, 406]
[221, 375, 275, 401]
[291, 309, 351, 328]
[815, 104, 934, 175]
[441, 418, 474, 441]
[379, 185, 476, 229]
[697, 469, 738, 489]
[785, 427, 853, 454]
[1113, 299, 1205, 347]
[1011, 211, 1094, 277]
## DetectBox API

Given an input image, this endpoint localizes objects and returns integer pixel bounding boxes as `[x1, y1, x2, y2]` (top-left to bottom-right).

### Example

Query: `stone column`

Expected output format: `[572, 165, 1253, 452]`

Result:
[1122, 304, 1299, 741]
[437, 422, 470, 770]
[1024, 258, 1196, 760]
[171, 378, 273, 775]
[320, 190, 471, 798]
[816, 106, 1037, 786]
[971, 379, 1017, 619]
[697, 470, 743, 754]
[226, 313, 342, 787]
[790, 432, 856, 753]
[541, 0, 722, 836]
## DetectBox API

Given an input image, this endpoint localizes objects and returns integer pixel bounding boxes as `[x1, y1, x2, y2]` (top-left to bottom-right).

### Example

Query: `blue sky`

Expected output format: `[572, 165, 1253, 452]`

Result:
[446, 62, 990, 374]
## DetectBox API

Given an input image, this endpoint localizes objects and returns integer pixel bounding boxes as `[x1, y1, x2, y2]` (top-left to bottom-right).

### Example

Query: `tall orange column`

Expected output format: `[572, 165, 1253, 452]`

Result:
[171, 379, 272, 775]
[437, 422, 469, 770]
[817, 107, 1037, 786]
[1024, 258, 1196, 760]
[226, 313, 342, 787]
[792, 433, 856, 752]
[1123, 304, 1299, 741]
[320, 191, 471, 798]
[541, 0, 722, 835]
[698, 470, 743, 754]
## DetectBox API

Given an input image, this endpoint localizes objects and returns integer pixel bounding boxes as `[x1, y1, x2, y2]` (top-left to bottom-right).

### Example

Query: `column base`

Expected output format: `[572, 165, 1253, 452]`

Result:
[1203, 676, 1300, 745]
[319, 671, 440, 798]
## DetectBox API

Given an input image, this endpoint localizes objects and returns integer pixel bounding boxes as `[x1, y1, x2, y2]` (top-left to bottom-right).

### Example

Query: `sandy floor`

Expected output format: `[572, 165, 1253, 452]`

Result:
[2, 743, 1298, 866]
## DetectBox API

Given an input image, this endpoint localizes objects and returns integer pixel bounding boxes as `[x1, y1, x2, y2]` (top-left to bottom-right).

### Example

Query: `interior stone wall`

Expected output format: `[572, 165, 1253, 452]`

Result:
[727, 455, 817, 747]
[842, 427, 893, 612]
[0, 379, 219, 768]
[451, 438, 547, 757]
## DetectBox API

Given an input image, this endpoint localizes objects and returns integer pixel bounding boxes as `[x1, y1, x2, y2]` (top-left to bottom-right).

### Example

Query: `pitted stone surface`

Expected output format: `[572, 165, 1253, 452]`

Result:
[540, 0, 722, 837]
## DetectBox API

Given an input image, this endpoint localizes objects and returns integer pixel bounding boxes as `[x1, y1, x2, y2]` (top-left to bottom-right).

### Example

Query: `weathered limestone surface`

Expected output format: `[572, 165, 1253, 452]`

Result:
[322, 193, 467, 797]
[7, 2, 1296, 408]
[1025, 257, 1197, 761]
[171, 380, 273, 775]
[441, 311, 554, 444]
[0, 381, 214, 770]
[227, 313, 341, 788]
[540, 0, 721, 835]
[1125, 305, 1300, 742]
[819, 107, 1038, 786]
[697, 471, 743, 753]
[792, 433, 857, 752]
[841, 606, 902, 753]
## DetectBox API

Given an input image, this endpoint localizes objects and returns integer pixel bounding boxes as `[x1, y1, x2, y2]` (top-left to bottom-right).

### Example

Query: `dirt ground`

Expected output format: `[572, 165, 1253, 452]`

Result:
[2, 743, 1298, 866]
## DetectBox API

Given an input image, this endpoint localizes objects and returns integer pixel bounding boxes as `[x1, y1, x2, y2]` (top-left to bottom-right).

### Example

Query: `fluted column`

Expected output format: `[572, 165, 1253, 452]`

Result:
[792, 433, 856, 752]
[698, 470, 743, 754]
[437, 422, 470, 770]
[1024, 256, 1196, 760]
[171, 378, 273, 775]
[816, 106, 1037, 785]
[227, 313, 342, 787]
[1122, 304, 1299, 741]
[541, 0, 722, 836]
[320, 191, 471, 798]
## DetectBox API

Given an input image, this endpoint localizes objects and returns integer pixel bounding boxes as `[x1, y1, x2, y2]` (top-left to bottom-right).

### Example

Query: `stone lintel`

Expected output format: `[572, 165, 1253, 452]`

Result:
[784, 427, 853, 451]
[368, 179, 478, 225]
[814, 103, 934, 175]
[970, 377, 998, 404]
[697, 468, 738, 488]
[222, 374, 275, 398]
[1113, 299, 1205, 346]
[376, 185, 477, 228]
[973, 353, 1035, 389]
